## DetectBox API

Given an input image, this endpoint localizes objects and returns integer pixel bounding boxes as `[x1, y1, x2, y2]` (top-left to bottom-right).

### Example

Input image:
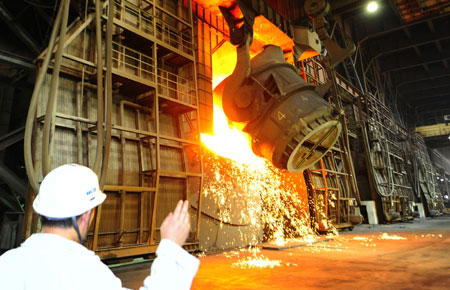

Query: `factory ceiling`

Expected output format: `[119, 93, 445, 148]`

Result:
[0, 0, 449, 129]
[330, 0, 450, 128]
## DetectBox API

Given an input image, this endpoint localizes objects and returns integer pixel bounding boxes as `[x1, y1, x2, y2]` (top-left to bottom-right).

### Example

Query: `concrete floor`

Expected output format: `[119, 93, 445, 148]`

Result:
[112, 215, 450, 289]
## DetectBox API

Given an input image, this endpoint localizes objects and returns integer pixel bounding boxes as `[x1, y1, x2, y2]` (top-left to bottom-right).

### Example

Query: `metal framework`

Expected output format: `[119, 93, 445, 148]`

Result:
[23, 0, 203, 260]
[339, 11, 449, 221]
[299, 56, 361, 231]
[347, 87, 416, 222]
[408, 133, 446, 216]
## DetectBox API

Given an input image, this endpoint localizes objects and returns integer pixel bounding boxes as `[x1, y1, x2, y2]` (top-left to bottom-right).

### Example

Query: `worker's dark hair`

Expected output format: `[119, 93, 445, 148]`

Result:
[40, 214, 83, 228]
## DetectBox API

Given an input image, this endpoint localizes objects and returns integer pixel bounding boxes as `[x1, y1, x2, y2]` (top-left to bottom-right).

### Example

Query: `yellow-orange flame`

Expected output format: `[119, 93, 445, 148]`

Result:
[200, 104, 264, 165]
[200, 40, 263, 165]
[198, 12, 316, 245]
[199, 14, 295, 164]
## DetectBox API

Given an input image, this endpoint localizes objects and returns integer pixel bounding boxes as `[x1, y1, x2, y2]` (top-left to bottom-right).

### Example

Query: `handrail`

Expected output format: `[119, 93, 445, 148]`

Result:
[157, 68, 195, 105]
[155, 17, 193, 55]
[112, 0, 193, 56]
[112, 42, 156, 81]
[301, 56, 362, 100]
[114, 0, 154, 33]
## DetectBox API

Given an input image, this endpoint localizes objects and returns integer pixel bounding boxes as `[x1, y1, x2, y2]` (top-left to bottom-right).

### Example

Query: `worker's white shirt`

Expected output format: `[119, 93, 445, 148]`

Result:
[0, 233, 199, 290]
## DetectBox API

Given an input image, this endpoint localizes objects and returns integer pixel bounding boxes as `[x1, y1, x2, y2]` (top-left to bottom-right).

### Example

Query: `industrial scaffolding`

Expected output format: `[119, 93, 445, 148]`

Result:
[300, 56, 361, 232]
[23, 0, 203, 259]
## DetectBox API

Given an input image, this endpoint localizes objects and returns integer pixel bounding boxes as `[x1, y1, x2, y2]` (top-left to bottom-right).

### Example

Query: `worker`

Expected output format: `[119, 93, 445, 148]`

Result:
[0, 163, 199, 290]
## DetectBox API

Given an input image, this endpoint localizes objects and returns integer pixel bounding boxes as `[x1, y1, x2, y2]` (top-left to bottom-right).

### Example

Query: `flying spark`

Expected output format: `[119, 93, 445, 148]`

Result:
[379, 233, 406, 240]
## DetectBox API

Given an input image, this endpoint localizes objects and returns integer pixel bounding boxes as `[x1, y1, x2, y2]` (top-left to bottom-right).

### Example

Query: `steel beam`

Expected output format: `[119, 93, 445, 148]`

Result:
[331, 1, 365, 16]
[0, 49, 35, 70]
[0, 162, 27, 198]
[34, 6, 52, 25]
[392, 67, 450, 85]
[406, 83, 450, 97]
[420, 107, 450, 116]
[0, 187, 22, 211]
[416, 123, 450, 138]
[382, 53, 450, 73]
[0, 2, 41, 55]
[0, 126, 25, 151]
[413, 94, 450, 108]
[357, 14, 450, 46]
[367, 31, 450, 71]
[38, 1, 106, 60]
[417, 108, 450, 118]
[399, 79, 450, 94]
[409, 87, 450, 101]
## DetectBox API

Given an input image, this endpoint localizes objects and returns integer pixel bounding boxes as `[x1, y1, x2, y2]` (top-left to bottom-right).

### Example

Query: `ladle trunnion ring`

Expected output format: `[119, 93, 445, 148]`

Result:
[220, 45, 341, 172]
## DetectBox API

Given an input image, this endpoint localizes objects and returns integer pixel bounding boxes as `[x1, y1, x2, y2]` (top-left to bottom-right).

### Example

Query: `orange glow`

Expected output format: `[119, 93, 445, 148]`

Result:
[379, 233, 407, 240]
[195, 0, 237, 12]
[196, 0, 322, 246]
[210, 41, 237, 89]
[200, 13, 295, 164]
[252, 16, 295, 54]
[200, 37, 263, 165]
[195, 0, 295, 58]
[200, 94, 263, 165]
[200, 101, 263, 165]
[232, 255, 282, 269]
[200, 27, 312, 243]
[298, 50, 320, 61]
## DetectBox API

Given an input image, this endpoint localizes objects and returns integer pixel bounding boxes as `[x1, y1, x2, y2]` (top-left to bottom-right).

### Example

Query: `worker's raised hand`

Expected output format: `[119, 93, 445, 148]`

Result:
[160, 200, 191, 246]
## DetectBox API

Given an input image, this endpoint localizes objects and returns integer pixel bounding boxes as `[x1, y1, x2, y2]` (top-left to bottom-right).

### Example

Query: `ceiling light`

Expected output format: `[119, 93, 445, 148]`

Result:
[367, 1, 379, 13]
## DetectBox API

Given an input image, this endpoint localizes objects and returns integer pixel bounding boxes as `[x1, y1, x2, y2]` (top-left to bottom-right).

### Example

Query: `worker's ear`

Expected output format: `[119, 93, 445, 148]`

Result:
[88, 208, 96, 226]
[79, 210, 93, 228]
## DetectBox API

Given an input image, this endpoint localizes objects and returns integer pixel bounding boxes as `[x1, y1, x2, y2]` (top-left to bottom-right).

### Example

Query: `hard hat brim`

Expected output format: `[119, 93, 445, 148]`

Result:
[33, 190, 107, 219]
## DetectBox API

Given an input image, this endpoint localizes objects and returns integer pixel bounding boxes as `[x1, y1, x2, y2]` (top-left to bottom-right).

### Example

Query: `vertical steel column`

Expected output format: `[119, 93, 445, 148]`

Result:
[149, 0, 160, 245]
[190, 0, 204, 242]
[93, 0, 104, 175]
[99, 0, 114, 187]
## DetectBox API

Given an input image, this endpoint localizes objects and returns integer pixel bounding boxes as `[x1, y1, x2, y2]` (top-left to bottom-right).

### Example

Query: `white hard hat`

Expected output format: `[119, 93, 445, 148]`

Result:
[33, 164, 106, 219]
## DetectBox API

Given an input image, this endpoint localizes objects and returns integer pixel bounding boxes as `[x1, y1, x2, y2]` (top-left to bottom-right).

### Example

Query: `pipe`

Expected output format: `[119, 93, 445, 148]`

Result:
[41, 0, 71, 176]
[76, 82, 83, 164]
[99, 0, 114, 188]
[24, 1, 64, 193]
[93, 0, 104, 176]
[120, 100, 153, 114]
